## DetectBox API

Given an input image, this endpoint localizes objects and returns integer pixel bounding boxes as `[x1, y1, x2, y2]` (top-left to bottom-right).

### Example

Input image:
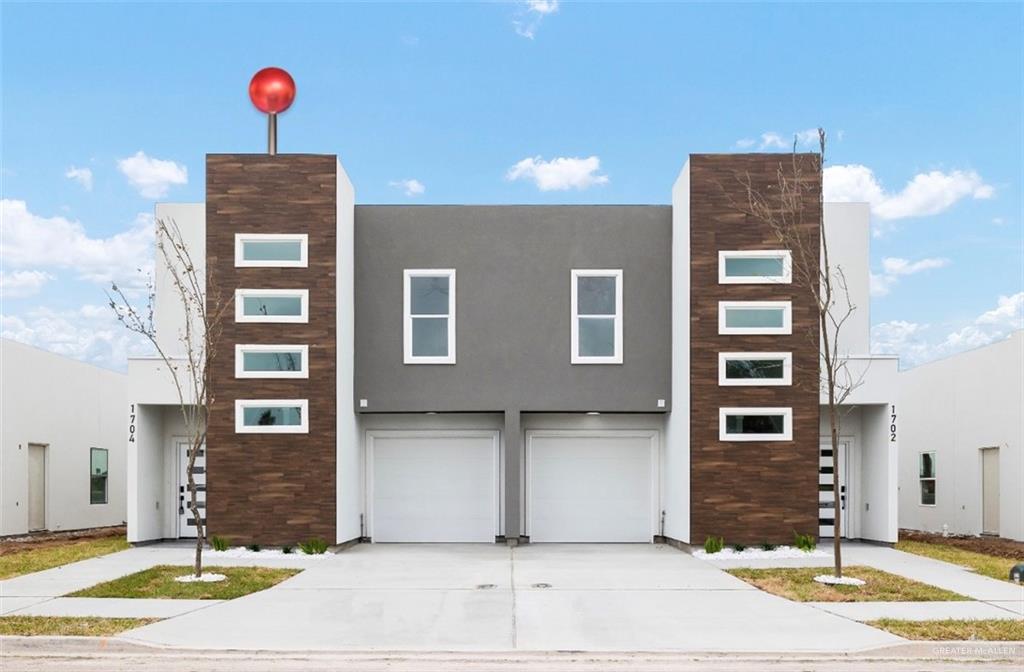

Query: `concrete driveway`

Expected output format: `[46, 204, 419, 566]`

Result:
[119, 543, 901, 652]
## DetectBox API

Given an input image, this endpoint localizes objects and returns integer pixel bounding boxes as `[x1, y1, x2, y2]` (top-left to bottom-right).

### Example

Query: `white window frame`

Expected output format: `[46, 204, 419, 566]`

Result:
[235, 344, 309, 379]
[718, 300, 792, 335]
[919, 451, 936, 507]
[235, 289, 309, 324]
[235, 399, 309, 434]
[234, 233, 308, 268]
[719, 407, 793, 442]
[718, 250, 792, 284]
[403, 269, 456, 365]
[571, 269, 623, 365]
[718, 352, 792, 386]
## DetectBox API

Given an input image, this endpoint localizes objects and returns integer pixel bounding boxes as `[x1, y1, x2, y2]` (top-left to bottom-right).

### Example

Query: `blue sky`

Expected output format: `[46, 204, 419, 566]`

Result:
[1, 2, 1021, 370]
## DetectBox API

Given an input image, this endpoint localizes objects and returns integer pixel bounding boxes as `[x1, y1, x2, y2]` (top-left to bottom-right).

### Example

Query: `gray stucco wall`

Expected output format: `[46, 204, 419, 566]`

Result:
[354, 205, 672, 414]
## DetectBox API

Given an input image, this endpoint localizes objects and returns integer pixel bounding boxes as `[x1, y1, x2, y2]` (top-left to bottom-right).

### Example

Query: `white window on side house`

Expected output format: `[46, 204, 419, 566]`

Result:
[235, 289, 309, 323]
[404, 269, 456, 364]
[718, 352, 792, 386]
[235, 234, 308, 268]
[571, 269, 623, 364]
[919, 452, 936, 506]
[235, 344, 309, 379]
[235, 399, 309, 434]
[719, 250, 791, 284]
[719, 407, 793, 442]
[90, 447, 108, 505]
[718, 301, 792, 335]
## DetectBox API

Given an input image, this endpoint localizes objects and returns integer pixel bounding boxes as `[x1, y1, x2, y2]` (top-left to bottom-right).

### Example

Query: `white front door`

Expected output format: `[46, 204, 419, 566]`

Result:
[819, 442, 848, 539]
[27, 444, 46, 532]
[177, 441, 206, 538]
[981, 448, 1000, 535]
[527, 431, 657, 543]
[368, 431, 500, 542]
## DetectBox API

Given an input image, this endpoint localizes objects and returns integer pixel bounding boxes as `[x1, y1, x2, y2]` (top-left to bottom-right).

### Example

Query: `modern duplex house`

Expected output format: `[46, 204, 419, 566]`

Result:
[898, 331, 1023, 541]
[125, 150, 899, 547]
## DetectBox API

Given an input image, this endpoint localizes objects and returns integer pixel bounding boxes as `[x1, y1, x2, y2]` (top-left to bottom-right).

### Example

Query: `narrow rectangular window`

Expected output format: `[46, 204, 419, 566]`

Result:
[718, 301, 792, 335]
[235, 400, 309, 434]
[404, 269, 456, 364]
[235, 289, 309, 323]
[90, 447, 108, 505]
[234, 234, 308, 268]
[718, 352, 792, 386]
[571, 269, 623, 364]
[719, 407, 793, 441]
[719, 251, 792, 284]
[919, 452, 936, 505]
[235, 345, 309, 379]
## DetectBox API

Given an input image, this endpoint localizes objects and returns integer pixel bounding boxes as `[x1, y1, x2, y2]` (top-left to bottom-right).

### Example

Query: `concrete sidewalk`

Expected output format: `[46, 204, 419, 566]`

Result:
[809, 600, 1021, 621]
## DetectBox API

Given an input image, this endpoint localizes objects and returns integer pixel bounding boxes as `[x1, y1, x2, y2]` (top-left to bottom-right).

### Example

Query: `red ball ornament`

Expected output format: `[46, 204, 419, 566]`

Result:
[249, 67, 296, 114]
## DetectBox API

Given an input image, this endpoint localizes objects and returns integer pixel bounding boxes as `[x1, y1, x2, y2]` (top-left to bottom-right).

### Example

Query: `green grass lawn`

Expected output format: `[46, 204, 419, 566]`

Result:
[895, 540, 1019, 583]
[728, 566, 970, 602]
[0, 616, 156, 636]
[868, 618, 1024, 641]
[0, 536, 129, 580]
[68, 565, 300, 600]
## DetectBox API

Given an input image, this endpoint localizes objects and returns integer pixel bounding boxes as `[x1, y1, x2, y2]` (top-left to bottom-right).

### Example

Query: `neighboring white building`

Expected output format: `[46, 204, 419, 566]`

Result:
[1, 338, 128, 536]
[898, 331, 1024, 541]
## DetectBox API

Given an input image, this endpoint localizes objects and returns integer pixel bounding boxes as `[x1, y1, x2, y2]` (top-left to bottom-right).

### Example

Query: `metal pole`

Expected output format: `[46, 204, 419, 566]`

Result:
[268, 112, 278, 155]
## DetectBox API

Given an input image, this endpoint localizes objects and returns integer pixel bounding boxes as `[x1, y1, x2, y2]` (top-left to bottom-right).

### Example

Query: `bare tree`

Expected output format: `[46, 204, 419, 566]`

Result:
[735, 129, 864, 578]
[109, 218, 226, 577]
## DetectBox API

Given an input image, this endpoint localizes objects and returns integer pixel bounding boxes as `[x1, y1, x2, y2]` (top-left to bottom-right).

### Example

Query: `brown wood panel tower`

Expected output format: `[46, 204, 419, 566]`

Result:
[689, 153, 821, 544]
[206, 154, 337, 545]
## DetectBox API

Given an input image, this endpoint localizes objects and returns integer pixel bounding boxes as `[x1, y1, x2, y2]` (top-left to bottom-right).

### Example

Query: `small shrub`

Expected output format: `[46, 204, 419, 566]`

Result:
[761, 541, 776, 551]
[299, 537, 329, 555]
[281, 545, 294, 554]
[210, 536, 229, 552]
[793, 531, 816, 552]
[246, 544, 261, 553]
[733, 543, 747, 552]
[703, 536, 724, 554]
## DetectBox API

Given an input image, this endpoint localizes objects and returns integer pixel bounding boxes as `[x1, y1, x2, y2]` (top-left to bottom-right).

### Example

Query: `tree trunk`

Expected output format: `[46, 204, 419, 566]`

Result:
[186, 438, 204, 577]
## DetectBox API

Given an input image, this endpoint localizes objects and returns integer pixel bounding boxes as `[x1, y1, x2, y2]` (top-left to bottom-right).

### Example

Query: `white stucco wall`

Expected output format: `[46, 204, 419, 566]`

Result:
[1, 339, 128, 535]
[823, 203, 871, 356]
[336, 159, 361, 544]
[664, 161, 691, 543]
[898, 331, 1023, 541]
[153, 203, 206, 359]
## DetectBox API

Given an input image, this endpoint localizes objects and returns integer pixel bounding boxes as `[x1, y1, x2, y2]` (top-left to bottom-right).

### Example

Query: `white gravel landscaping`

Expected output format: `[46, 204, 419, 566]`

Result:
[208, 547, 333, 559]
[174, 573, 227, 583]
[693, 545, 831, 560]
[813, 574, 866, 586]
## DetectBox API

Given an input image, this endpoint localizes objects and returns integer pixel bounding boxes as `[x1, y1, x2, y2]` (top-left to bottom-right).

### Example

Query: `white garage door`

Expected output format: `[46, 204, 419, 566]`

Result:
[368, 431, 499, 542]
[527, 432, 656, 543]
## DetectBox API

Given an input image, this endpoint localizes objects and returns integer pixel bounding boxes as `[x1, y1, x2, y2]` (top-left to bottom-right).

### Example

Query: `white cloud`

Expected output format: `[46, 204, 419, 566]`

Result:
[506, 155, 609, 191]
[389, 179, 426, 197]
[992, 217, 1005, 226]
[0, 199, 153, 289]
[872, 292, 1023, 366]
[65, 166, 93, 191]
[737, 129, 821, 151]
[117, 151, 188, 199]
[0, 270, 53, 298]
[759, 132, 788, 149]
[0, 304, 153, 371]
[514, 0, 559, 39]
[870, 256, 950, 297]
[824, 165, 993, 225]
